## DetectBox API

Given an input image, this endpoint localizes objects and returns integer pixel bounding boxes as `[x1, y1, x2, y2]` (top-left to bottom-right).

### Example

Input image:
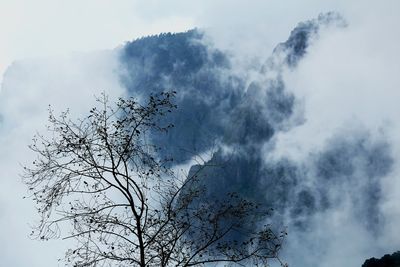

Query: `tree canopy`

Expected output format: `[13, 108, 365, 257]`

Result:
[23, 92, 285, 266]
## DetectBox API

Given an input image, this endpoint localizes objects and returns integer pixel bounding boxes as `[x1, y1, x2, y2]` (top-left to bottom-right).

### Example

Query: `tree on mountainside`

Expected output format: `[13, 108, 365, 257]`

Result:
[23, 91, 286, 266]
[362, 251, 400, 267]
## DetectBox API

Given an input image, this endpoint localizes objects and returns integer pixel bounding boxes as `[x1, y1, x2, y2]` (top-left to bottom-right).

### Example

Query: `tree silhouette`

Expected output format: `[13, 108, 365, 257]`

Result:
[23, 92, 285, 266]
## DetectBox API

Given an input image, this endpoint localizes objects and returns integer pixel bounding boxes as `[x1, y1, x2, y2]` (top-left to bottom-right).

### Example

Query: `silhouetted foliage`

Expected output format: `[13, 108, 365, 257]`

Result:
[362, 251, 400, 267]
[23, 92, 285, 266]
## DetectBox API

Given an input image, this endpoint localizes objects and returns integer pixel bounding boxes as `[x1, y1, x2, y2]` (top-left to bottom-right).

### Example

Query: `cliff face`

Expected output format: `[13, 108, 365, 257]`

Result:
[2, 11, 397, 267]
[119, 14, 396, 266]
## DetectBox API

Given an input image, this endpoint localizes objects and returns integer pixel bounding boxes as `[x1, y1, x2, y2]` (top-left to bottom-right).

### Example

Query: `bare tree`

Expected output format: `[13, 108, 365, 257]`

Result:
[23, 91, 286, 267]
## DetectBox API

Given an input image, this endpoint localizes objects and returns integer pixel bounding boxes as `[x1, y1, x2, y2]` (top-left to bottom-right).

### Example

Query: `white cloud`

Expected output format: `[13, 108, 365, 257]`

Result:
[264, 2, 400, 266]
[0, 0, 196, 85]
[1, 0, 400, 266]
[0, 50, 126, 266]
[272, 1, 400, 162]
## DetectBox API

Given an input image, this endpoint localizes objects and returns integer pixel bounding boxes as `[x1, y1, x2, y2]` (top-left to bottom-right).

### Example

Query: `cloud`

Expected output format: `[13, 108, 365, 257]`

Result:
[119, 12, 394, 267]
[1, 1, 400, 266]
[264, 3, 400, 266]
[118, 7, 400, 266]
[0, 0, 196, 86]
[0, 49, 125, 266]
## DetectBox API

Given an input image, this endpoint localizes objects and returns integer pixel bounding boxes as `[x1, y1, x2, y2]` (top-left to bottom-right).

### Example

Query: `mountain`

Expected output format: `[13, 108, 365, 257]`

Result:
[120, 11, 390, 232]
[2, 11, 397, 267]
[118, 12, 394, 265]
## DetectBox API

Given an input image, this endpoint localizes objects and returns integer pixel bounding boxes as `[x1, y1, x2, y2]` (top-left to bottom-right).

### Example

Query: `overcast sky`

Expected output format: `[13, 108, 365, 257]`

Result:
[0, 0, 371, 84]
[1, 1, 400, 266]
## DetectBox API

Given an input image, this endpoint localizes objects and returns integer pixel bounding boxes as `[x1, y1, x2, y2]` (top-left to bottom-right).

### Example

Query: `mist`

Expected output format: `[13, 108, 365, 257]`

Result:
[0, 50, 126, 266]
[1, 1, 400, 267]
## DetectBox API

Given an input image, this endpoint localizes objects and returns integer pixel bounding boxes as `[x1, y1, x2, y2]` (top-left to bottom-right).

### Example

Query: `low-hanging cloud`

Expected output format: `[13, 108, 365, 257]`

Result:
[0, 50, 126, 267]
[268, 8, 400, 265]
[117, 11, 400, 267]
[1, 2, 400, 267]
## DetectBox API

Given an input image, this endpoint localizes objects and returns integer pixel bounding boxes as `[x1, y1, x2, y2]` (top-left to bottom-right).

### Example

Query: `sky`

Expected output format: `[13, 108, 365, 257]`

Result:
[1, 1, 400, 266]
[0, 0, 362, 85]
